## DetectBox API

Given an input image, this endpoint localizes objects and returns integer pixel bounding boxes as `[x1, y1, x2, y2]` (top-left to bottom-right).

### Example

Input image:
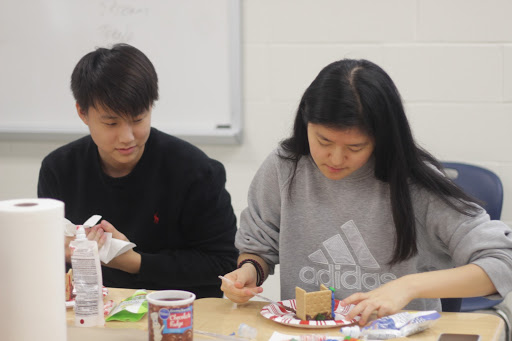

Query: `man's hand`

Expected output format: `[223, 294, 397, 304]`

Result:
[85, 225, 107, 248]
[98, 220, 129, 241]
[65, 225, 107, 263]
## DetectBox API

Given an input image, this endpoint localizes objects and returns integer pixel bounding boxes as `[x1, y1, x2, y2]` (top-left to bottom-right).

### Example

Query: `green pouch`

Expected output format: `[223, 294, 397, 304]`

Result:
[106, 289, 148, 322]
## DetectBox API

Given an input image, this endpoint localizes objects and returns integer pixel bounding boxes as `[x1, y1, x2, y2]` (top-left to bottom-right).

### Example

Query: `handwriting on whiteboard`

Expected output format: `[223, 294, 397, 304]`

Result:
[98, 0, 149, 42]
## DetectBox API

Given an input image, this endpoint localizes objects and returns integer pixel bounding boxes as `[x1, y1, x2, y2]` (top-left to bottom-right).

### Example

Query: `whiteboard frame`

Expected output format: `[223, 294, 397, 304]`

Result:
[0, 0, 242, 145]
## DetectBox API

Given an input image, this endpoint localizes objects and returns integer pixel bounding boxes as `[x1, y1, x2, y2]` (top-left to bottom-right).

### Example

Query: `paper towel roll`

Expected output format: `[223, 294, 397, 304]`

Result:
[0, 198, 66, 341]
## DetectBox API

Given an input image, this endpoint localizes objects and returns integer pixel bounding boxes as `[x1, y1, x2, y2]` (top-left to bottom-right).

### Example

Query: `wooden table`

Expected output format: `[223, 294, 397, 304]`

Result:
[67, 288, 505, 341]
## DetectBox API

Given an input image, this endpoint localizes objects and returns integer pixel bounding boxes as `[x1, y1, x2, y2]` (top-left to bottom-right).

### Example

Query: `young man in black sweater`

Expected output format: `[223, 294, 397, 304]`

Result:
[38, 44, 238, 298]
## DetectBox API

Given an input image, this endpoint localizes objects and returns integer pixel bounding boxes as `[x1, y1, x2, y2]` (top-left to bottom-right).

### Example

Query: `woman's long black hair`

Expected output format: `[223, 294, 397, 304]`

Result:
[280, 59, 479, 265]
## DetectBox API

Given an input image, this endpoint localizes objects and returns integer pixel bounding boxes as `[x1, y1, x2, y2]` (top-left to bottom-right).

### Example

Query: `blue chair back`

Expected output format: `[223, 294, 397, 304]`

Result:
[440, 162, 504, 312]
[442, 162, 503, 220]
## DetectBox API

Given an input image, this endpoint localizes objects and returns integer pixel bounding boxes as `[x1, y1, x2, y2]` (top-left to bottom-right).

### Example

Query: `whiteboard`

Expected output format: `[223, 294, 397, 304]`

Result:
[0, 0, 242, 144]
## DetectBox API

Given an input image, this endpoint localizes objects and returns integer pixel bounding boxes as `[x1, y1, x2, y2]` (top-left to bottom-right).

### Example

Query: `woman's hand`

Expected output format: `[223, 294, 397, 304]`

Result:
[342, 277, 414, 325]
[343, 265, 498, 326]
[220, 264, 263, 303]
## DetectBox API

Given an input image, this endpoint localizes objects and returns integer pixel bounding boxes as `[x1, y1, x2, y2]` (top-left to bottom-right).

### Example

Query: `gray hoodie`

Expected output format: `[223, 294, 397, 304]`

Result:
[235, 149, 512, 311]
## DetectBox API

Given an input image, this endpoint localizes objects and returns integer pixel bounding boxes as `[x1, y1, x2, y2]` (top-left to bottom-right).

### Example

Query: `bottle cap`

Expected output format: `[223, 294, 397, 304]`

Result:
[75, 225, 86, 240]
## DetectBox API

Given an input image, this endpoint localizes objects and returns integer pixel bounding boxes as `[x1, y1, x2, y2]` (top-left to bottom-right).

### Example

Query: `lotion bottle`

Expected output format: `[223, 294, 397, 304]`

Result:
[70, 225, 104, 327]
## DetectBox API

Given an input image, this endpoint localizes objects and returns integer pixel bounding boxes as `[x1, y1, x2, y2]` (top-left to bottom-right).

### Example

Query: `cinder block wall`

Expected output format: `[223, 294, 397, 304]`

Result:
[1, 0, 511, 300]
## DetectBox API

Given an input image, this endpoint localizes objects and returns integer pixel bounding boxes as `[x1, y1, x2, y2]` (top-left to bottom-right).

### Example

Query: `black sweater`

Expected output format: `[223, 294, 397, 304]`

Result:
[38, 128, 238, 298]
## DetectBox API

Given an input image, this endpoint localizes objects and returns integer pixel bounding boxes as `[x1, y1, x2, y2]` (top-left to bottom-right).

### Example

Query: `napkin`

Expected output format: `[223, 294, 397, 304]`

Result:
[64, 216, 136, 264]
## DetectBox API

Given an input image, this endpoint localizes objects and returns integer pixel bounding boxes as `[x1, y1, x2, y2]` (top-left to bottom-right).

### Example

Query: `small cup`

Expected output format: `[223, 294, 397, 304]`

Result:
[146, 290, 196, 341]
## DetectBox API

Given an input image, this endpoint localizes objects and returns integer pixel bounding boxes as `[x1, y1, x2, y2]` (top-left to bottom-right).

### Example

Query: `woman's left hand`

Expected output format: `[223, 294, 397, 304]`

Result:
[341, 277, 414, 325]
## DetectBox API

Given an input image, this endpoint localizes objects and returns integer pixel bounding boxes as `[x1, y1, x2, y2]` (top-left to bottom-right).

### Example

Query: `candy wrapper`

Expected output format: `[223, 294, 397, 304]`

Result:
[104, 300, 115, 317]
[341, 311, 441, 340]
[105, 290, 148, 322]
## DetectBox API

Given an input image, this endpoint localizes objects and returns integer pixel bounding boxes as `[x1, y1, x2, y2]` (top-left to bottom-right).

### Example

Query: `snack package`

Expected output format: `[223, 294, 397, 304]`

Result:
[340, 310, 441, 340]
[106, 290, 148, 322]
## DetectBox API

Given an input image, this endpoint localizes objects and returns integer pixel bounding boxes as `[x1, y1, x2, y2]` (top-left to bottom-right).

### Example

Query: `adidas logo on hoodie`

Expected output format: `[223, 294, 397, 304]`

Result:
[299, 220, 397, 290]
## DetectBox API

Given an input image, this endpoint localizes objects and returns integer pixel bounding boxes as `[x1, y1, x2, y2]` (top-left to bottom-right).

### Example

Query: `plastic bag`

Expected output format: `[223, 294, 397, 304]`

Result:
[105, 289, 148, 322]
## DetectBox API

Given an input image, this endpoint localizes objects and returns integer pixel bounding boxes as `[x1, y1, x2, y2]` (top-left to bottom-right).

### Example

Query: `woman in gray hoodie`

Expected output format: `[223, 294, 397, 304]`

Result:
[221, 59, 512, 326]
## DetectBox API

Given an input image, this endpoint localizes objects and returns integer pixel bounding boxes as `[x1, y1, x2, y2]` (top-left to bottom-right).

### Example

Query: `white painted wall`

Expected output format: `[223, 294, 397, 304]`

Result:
[1, 0, 511, 301]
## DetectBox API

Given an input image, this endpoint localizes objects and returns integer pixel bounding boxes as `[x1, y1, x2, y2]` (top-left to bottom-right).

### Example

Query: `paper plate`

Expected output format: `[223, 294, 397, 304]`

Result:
[260, 299, 359, 329]
[65, 287, 109, 309]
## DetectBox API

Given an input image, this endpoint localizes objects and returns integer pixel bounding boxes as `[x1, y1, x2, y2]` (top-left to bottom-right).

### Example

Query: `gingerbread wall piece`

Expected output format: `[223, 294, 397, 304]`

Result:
[295, 284, 333, 320]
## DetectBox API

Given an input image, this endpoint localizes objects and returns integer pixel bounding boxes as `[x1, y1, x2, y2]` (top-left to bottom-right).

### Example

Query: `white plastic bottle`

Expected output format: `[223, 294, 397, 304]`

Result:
[70, 225, 104, 327]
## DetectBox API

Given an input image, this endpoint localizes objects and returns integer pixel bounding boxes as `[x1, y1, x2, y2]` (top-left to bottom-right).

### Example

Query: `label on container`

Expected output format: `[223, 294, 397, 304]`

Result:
[160, 306, 193, 333]
[149, 302, 193, 341]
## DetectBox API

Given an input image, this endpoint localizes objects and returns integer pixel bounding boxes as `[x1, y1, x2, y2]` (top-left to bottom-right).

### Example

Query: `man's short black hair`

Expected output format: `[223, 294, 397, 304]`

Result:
[71, 43, 158, 117]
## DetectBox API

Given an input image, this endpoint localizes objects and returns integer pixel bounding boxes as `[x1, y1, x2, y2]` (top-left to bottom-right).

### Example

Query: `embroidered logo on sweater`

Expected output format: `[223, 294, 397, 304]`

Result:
[299, 220, 396, 291]
[153, 212, 160, 224]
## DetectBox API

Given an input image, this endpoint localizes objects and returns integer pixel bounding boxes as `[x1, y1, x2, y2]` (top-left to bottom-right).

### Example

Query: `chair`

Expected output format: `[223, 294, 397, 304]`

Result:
[442, 162, 503, 221]
[440, 162, 510, 341]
